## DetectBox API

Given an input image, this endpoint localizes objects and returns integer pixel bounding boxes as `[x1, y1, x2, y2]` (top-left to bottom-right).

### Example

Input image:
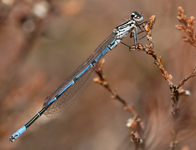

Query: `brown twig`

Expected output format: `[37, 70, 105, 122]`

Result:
[130, 11, 196, 150]
[130, 131, 143, 150]
[93, 59, 145, 149]
[169, 140, 178, 150]
[131, 15, 195, 117]
[127, 116, 145, 150]
[169, 131, 179, 150]
[177, 67, 196, 88]
[94, 59, 136, 114]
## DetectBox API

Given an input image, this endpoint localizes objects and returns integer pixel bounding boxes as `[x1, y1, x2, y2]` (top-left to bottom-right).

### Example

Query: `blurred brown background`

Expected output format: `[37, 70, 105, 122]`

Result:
[0, 0, 196, 150]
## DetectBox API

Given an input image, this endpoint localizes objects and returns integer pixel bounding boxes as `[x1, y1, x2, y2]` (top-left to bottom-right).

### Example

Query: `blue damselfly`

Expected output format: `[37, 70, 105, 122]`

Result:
[10, 11, 147, 142]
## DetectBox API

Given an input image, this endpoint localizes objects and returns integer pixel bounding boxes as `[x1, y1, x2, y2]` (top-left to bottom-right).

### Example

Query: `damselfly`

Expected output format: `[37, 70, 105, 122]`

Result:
[10, 11, 147, 142]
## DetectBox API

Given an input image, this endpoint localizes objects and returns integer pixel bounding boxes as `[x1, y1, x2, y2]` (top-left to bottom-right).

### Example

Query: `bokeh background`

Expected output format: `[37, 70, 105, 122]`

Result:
[0, 0, 196, 150]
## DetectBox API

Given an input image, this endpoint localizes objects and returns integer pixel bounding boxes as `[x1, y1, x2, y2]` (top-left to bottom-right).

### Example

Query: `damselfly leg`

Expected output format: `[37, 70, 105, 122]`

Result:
[121, 20, 149, 51]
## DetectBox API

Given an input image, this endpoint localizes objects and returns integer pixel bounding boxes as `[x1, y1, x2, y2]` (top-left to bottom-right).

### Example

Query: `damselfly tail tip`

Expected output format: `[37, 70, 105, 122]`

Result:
[9, 126, 27, 142]
[10, 135, 16, 142]
[9, 132, 20, 142]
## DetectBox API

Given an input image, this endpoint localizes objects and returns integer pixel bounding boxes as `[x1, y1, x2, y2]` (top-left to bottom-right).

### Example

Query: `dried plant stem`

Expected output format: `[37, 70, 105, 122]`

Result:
[132, 15, 196, 117]
[177, 68, 196, 88]
[131, 132, 142, 150]
[131, 11, 196, 150]
[93, 59, 145, 149]
[94, 59, 137, 115]
[169, 140, 178, 150]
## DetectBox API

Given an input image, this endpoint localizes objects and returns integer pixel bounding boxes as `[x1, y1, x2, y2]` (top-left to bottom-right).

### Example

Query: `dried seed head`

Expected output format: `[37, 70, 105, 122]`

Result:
[179, 88, 191, 96]
[176, 7, 196, 47]
[177, 16, 183, 22]
[144, 15, 156, 33]
[126, 118, 134, 128]
[175, 25, 183, 30]
[149, 15, 156, 27]
[167, 74, 173, 80]
[148, 36, 152, 41]
[188, 16, 195, 26]
[175, 25, 186, 32]
[99, 58, 105, 65]
[93, 77, 102, 84]
[138, 44, 144, 50]
[140, 138, 143, 144]
[178, 6, 184, 15]
[186, 28, 192, 36]
[33, 1, 49, 18]
[182, 37, 190, 42]
[94, 58, 105, 71]
[130, 46, 136, 51]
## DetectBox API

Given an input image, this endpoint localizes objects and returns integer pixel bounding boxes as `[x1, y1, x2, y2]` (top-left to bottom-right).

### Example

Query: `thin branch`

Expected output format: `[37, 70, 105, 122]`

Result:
[93, 59, 145, 149]
[94, 59, 136, 114]
[130, 15, 194, 117]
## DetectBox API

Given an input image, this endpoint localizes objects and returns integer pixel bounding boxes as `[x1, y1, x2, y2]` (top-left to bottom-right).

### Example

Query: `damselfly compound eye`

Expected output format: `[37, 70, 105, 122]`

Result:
[131, 11, 143, 23]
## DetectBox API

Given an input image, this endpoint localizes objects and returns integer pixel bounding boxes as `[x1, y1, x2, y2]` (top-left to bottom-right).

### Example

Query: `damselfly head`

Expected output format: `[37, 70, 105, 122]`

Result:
[131, 11, 143, 23]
